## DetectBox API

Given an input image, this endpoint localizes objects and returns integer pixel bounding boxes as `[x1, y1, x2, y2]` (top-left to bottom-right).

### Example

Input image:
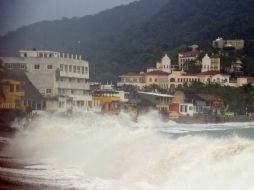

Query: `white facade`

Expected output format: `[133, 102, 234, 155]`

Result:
[116, 91, 129, 102]
[201, 54, 211, 73]
[179, 103, 194, 117]
[178, 51, 199, 69]
[156, 54, 171, 73]
[212, 37, 245, 50]
[2, 50, 91, 110]
[211, 74, 230, 86]
[201, 54, 220, 73]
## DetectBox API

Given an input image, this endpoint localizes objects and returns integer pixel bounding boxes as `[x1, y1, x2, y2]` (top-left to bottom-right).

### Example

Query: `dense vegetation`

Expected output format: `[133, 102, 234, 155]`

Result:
[182, 82, 254, 114]
[0, 0, 254, 81]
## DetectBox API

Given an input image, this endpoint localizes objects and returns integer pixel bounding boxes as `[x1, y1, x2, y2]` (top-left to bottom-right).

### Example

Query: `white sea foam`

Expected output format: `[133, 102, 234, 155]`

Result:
[2, 111, 254, 190]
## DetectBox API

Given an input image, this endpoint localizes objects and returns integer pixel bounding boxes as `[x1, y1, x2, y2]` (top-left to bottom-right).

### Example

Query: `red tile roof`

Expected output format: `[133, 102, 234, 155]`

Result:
[146, 70, 170, 76]
[120, 72, 144, 77]
[197, 71, 225, 76]
[179, 51, 199, 57]
[182, 73, 198, 76]
[247, 77, 254, 83]
[229, 80, 237, 83]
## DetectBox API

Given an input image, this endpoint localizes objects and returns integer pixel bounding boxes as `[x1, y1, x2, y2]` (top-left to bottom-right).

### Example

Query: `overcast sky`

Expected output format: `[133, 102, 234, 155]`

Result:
[0, 0, 137, 36]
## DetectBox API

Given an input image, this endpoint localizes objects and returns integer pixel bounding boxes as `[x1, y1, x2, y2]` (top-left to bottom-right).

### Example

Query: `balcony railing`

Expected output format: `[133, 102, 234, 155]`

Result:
[57, 82, 89, 90]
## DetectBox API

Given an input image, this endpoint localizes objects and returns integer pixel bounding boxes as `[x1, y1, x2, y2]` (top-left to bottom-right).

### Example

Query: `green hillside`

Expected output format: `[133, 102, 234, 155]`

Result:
[0, 0, 254, 81]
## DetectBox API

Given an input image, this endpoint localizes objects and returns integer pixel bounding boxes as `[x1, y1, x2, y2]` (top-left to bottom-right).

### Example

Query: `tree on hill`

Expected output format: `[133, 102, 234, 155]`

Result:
[1, 0, 254, 81]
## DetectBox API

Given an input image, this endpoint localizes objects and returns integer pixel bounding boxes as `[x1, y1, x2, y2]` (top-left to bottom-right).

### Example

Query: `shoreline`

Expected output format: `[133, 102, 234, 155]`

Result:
[171, 114, 254, 124]
[0, 116, 254, 189]
[0, 127, 62, 190]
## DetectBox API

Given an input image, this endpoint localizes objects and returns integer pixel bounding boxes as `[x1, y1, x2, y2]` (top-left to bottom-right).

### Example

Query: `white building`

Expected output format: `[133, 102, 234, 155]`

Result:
[156, 54, 171, 73]
[178, 50, 199, 69]
[179, 103, 194, 117]
[2, 50, 91, 111]
[197, 71, 230, 86]
[212, 37, 245, 50]
[201, 54, 220, 73]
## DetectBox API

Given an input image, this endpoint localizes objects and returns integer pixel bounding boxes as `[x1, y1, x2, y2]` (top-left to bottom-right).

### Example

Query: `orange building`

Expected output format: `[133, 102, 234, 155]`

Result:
[0, 79, 25, 111]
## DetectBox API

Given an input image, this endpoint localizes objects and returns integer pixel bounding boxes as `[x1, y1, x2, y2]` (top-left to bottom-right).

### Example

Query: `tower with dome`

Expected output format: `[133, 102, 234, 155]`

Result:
[156, 54, 171, 73]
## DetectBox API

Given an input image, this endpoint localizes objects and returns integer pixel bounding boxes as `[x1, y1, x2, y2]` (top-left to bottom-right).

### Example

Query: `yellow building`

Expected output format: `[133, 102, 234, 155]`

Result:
[1, 70, 45, 113]
[145, 70, 169, 89]
[117, 73, 146, 89]
[0, 79, 25, 111]
[92, 90, 121, 115]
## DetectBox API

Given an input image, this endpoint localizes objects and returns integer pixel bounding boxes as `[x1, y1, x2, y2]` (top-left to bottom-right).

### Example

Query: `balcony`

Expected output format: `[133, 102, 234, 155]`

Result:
[57, 81, 89, 90]
[59, 71, 89, 79]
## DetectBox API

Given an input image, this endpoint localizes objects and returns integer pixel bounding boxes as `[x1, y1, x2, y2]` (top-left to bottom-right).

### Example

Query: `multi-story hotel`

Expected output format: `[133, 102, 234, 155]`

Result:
[1, 50, 91, 111]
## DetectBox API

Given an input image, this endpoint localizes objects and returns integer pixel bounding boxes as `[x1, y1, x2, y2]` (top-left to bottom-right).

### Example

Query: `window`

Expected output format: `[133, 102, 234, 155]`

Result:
[81, 67, 84, 74]
[73, 66, 77, 73]
[65, 65, 68, 72]
[10, 84, 14, 92]
[59, 101, 65, 108]
[180, 105, 188, 113]
[60, 64, 63, 71]
[15, 100, 21, 107]
[69, 65, 72, 72]
[16, 84, 23, 92]
[77, 101, 85, 107]
[149, 78, 152, 82]
[85, 67, 88, 74]
[77, 66, 80, 73]
[46, 89, 52, 93]
[34, 65, 40, 69]
[47, 65, 53, 69]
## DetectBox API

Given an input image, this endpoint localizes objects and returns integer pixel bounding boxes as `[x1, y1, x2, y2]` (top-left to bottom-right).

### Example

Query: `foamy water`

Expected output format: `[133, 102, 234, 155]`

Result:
[2, 111, 254, 190]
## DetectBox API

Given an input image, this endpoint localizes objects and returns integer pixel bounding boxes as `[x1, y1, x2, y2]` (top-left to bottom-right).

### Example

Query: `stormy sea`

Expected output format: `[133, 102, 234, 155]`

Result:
[0, 111, 254, 190]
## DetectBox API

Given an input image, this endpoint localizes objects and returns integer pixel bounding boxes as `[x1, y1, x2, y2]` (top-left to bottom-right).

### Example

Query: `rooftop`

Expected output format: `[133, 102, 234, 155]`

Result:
[197, 71, 227, 76]
[179, 51, 199, 57]
[146, 70, 169, 76]
[247, 77, 254, 83]
[19, 50, 60, 54]
[120, 72, 144, 77]
[138, 91, 174, 98]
